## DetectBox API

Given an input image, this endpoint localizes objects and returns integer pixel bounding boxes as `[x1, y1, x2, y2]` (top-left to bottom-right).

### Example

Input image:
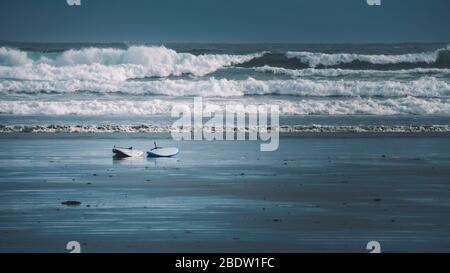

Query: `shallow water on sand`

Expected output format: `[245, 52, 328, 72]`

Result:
[0, 134, 449, 252]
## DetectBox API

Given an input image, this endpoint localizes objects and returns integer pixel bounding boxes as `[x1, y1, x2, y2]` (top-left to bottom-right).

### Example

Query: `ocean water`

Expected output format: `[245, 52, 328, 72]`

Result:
[0, 42, 449, 133]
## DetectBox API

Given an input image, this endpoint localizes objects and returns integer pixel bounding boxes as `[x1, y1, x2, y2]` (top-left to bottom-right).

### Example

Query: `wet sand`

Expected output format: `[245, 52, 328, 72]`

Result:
[0, 133, 450, 253]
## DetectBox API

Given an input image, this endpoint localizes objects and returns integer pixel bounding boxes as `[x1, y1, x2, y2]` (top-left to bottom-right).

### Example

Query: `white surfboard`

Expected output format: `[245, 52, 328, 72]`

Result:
[147, 147, 179, 158]
[113, 147, 144, 158]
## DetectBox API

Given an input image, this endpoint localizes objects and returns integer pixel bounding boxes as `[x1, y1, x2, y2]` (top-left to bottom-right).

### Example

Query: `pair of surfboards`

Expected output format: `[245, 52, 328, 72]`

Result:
[113, 145, 179, 158]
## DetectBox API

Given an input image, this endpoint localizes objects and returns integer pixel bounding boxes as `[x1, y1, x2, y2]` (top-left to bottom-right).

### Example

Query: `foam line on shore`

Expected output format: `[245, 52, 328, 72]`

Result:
[1, 124, 449, 133]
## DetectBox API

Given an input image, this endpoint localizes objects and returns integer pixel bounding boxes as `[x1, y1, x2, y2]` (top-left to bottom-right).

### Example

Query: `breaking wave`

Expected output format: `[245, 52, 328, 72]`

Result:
[240, 46, 450, 70]
[0, 46, 262, 80]
[286, 46, 450, 68]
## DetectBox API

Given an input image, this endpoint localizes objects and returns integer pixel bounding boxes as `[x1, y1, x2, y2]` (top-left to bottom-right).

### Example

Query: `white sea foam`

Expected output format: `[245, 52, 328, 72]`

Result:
[1, 77, 449, 98]
[286, 46, 449, 67]
[0, 46, 262, 80]
[0, 97, 448, 116]
[0, 47, 30, 66]
[0, 99, 175, 116]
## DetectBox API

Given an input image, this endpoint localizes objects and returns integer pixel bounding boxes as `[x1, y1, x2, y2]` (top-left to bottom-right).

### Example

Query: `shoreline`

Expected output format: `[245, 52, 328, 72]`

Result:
[1, 131, 450, 140]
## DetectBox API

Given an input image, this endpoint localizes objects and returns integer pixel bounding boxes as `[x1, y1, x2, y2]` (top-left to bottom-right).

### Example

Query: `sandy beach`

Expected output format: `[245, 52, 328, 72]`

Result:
[0, 133, 449, 253]
[1, 0, 450, 258]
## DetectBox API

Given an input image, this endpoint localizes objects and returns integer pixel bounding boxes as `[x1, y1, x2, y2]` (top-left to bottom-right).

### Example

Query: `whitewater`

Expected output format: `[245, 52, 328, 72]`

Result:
[0, 43, 449, 133]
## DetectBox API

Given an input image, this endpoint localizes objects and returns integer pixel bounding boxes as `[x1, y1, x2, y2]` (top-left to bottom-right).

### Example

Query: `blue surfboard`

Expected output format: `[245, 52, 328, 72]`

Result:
[147, 147, 179, 158]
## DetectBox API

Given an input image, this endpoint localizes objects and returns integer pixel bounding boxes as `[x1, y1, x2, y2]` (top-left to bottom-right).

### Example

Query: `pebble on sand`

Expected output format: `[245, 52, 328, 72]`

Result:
[62, 201, 81, 206]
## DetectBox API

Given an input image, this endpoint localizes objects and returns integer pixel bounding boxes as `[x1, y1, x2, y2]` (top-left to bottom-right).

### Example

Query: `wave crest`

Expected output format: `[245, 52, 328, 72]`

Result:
[1, 77, 449, 98]
[1, 97, 448, 116]
[0, 47, 30, 66]
[0, 46, 262, 79]
[285, 46, 450, 68]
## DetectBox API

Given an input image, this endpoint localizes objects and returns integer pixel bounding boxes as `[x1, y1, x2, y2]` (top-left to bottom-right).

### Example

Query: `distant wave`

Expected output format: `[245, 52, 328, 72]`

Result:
[1, 77, 449, 98]
[1, 97, 448, 116]
[0, 46, 262, 80]
[286, 50, 438, 67]
[1, 123, 449, 133]
[240, 46, 450, 70]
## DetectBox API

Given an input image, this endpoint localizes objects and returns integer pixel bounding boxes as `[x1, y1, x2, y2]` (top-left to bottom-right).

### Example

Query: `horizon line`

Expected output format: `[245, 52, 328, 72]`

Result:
[1, 40, 449, 45]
